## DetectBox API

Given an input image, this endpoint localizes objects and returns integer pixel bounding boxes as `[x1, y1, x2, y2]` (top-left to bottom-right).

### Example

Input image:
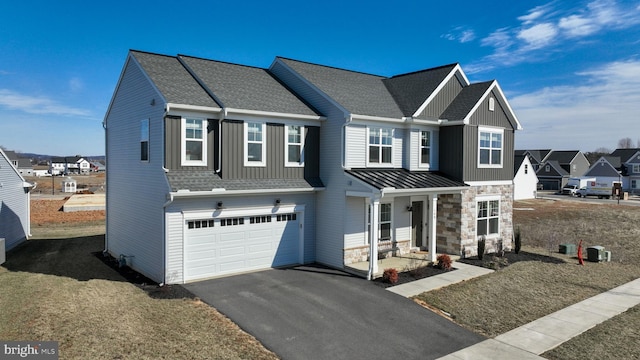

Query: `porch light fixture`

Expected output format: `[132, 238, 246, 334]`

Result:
[274, 198, 281, 206]
[406, 206, 413, 212]
[216, 201, 224, 209]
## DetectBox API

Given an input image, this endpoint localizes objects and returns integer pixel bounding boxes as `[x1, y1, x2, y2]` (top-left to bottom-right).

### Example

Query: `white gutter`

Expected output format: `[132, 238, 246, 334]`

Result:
[380, 186, 468, 197]
[165, 103, 223, 115]
[225, 107, 326, 121]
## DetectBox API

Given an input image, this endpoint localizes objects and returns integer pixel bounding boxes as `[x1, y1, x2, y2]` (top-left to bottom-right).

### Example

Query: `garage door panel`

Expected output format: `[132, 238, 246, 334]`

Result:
[184, 213, 300, 282]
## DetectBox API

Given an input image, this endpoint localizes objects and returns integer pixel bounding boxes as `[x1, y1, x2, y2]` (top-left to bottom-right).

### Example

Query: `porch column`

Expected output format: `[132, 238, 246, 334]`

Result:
[428, 195, 438, 262]
[368, 196, 380, 279]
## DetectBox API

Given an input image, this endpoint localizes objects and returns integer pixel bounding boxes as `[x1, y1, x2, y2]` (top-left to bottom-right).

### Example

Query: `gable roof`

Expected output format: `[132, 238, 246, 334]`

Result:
[516, 149, 552, 163]
[51, 156, 85, 164]
[276, 57, 404, 118]
[537, 161, 568, 177]
[382, 63, 459, 116]
[544, 150, 581, 165]
[610, 148, 640, 163]
[584, 157, 621, 177]
[514, 154, 526, 175]
[0, 148, 26, 182]
[440, 81, 493, 121]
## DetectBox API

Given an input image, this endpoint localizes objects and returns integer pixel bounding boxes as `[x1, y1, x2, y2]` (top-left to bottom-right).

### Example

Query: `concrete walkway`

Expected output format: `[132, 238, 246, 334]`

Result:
[387, 262, 494, 297]
[386, 264, 640, 360]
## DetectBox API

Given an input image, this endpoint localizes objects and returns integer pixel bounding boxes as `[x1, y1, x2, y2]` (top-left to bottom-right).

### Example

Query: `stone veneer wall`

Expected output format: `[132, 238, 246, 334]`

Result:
[343, 240, 411, 265]
[437, 184, 514, 258]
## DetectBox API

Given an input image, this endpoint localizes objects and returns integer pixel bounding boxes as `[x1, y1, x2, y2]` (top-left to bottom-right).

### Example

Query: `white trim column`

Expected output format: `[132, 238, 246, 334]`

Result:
[428, 195, 438, 262]
[368, 196, 380, 279]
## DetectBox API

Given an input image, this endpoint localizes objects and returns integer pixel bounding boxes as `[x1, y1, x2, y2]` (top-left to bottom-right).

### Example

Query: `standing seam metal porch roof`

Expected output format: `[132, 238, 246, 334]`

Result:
[346, 169, 467, 190]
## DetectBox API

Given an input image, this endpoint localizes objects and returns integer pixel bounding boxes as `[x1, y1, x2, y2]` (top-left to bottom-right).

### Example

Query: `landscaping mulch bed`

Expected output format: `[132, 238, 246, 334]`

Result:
[95, 251, 196, 300]
[373, 265, 455, 288]
[458, 250, 567, 270]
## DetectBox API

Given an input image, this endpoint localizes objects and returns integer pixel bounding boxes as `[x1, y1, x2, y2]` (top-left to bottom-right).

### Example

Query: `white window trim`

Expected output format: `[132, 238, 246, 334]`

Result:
[285, 125, 305, 167]
[476, 195, 501, 239]
[244, 121, 266, 167]
[633, 164, 640, 174]
[478, 127, 504, 168]
[181, 118, 207, 167]
[419, 130, 431, 169]
[140, 118, 149, 162]
[366, 199, 394, 244]
[366, 127, 394, 167]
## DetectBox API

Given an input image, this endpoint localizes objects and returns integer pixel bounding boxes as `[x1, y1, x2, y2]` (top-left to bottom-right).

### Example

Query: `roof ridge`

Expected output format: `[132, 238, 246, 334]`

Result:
[178, 54, 267, 71]
[276, 56, 387, 78]
[387, 63, 458, 79]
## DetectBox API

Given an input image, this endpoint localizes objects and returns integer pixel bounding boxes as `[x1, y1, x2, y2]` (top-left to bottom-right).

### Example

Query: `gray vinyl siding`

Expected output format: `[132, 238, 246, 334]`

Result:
[0, 152, 29, 251]
[164, 192, 316, 284]
[164, 116, 218, 170]
[468, 90, 515, 128]
[304, 126, 321, 179]
[105, 58, 171, 283]
[416, 76, 463, 119]
[271, 59, 346, 269]
[439, 126, 464, 181]
[220, 120, 317, 180]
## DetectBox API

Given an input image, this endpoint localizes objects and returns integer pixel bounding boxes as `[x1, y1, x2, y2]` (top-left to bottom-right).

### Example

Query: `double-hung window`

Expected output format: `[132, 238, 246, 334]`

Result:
[420, 130, 431, 167]
[182, 118, 206, 166]
[140, 119, 149, 162]
[368, 127, 393, 165]
[478, 127, 503, 167]
[285, 125, 304, 166]
[633, 164, 640, 174]
[245, 122, 266, 166]
[477, 199, 500, 237]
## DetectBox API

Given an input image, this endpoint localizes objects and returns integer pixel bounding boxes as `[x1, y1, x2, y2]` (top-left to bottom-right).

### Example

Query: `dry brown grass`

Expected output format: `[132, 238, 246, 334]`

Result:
[414, 199, 640, 357]
[1, 220, 278, 359]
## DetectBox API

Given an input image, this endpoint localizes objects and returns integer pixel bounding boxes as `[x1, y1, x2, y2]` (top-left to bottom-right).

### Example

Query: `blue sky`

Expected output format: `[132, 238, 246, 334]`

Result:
[1, 0, 639, 156]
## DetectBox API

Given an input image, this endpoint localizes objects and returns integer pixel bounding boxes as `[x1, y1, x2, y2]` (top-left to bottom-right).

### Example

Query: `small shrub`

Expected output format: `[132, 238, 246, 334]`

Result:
[514, 227, 522, 254]
[436, 254, 452, 271]
[478, 236, 486, 260]
[484, 255, 509, 270]
[382, 268, 398, 284]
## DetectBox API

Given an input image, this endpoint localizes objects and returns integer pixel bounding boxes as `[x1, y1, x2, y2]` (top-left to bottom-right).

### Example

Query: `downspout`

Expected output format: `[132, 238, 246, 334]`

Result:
[216, 108, 226, 174]
[341, 115, 352, 170]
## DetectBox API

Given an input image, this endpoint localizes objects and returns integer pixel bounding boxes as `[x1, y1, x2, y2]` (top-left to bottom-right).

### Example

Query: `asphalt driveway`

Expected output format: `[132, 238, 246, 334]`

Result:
[184, 264, 485, 360]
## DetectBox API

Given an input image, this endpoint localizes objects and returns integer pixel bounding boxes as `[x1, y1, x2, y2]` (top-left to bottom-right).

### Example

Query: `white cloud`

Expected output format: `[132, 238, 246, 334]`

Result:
[441, 26, 476, 43]
[69, 77, 84, 92]
[511, 60, 640, 151]
[0, 89, 91, 116]
[558, 15, 597, 37]
[517, 23, 558, 49]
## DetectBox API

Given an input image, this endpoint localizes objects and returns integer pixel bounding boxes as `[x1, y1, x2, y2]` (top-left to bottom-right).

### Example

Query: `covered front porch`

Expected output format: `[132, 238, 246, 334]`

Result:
[344, 169, 468, 280]
[345, 251, 461, 279]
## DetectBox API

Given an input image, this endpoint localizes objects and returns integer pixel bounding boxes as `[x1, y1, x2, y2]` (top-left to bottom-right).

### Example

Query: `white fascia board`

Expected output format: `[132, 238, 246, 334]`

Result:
[405, 118, 443, 126]
[166, 103, 223, 117]
[465, 180, 513, 186]
[412, 64, 470, 118]
[439, 120, 467, 126]
[169, 187, 322, 199]
[224, 107, 325, 122]
[349, 113, 406, 124]
[380, 186, 468, 198]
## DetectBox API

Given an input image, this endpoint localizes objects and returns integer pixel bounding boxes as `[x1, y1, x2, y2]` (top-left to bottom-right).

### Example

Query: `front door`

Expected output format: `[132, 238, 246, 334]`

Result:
[411, 201, 423, 248]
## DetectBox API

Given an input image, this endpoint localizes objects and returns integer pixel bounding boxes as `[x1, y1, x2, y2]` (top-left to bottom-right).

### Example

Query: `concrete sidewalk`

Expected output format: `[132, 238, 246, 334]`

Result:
[386, 262, 640, 359]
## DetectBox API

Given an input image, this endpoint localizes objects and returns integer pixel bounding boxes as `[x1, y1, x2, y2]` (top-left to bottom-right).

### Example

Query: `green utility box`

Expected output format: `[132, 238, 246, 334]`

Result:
[559, 243, 576, 255]
[587, 246, 605, 262]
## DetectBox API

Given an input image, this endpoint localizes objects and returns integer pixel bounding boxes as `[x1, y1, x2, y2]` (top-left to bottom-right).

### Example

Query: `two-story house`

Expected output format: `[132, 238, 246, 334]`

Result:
[50, 156, 91, 175]
[104, 50, 521, 284]
[602, 148, 640, 193]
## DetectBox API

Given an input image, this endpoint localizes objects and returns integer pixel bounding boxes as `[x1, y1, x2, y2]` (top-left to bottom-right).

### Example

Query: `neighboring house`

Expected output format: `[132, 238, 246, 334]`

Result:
[582, 156, 623, 189]
[90, 161, 106, 172]
[610, 148, 640, 193]
[3, 150, 34, 176]
[104, 50, 521, 284]
[513, 155, 538, 200]
[536, 161, 568, 190]
[0, 148, 32, 253]
[543, 150, 590, 182]
[515, 149, 551, 172]
[50, 156, 91, 175]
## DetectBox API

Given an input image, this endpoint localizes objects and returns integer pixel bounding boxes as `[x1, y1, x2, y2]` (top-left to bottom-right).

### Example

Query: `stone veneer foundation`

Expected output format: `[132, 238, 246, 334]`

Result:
[343, 240, 411, 265]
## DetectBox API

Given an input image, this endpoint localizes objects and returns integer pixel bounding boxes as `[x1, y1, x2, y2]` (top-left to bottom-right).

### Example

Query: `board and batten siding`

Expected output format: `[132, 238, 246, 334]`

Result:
[105, 57, 171, 283]
[0, 151, 29, 250]
[164, 192, 316, 284]
[164, 116, 218, 170]
[416, 75, 464, 119]
[270, 59, 347, 269]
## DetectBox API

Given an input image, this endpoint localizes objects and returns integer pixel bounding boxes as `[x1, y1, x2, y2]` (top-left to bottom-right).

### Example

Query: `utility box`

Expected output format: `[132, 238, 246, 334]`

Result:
[559, 243, 576, 255]
[587, 246, 605, 262]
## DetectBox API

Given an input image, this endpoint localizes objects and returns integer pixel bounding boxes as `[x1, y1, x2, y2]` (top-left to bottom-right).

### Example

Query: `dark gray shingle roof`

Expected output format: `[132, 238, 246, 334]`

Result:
[382, 64, 458, 116]
[277, 58, 404, 118]
[440, 81, 493, 121]
[610, 148, 640, 163]
[179, 55, 320, 116]
[544, 150, 580, 164]
[130, 51, 219, 108]
[346, 169, 467, 190]
[166, 170, 323, 192]
[585, 160, 620, 177]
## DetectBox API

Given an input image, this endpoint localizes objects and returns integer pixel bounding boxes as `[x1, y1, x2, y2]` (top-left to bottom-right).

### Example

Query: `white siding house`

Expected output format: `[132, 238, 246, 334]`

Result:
[0, 148, 32, 253]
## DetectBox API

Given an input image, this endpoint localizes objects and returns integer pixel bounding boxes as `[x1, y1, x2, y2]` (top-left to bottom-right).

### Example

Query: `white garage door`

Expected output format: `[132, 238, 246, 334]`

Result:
[184, 213, 300, 282]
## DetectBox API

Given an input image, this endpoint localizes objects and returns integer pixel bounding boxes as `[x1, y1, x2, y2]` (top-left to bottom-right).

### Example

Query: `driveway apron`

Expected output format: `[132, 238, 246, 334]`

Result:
[185, 265, 484, 360]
